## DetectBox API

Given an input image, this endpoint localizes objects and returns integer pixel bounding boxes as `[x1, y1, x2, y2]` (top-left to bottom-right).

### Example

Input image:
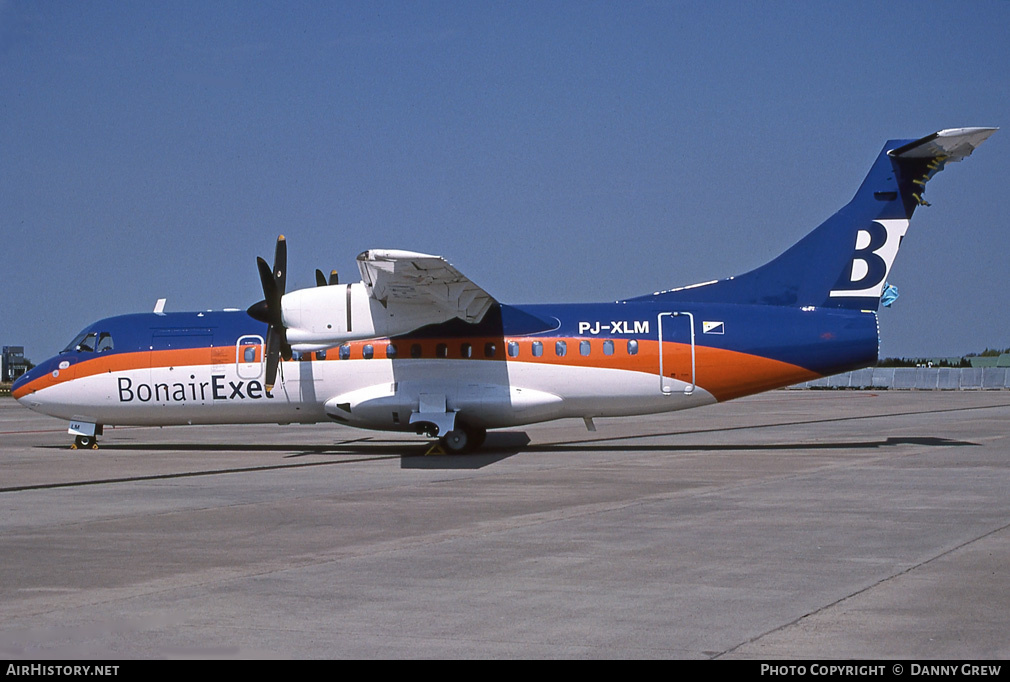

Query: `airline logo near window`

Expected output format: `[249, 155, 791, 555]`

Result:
[829, 219, 909, 298]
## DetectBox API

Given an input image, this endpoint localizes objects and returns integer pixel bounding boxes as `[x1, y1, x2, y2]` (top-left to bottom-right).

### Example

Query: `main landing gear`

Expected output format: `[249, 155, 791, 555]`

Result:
[417, 419, 487, 454]
[439, 424, 487, 454]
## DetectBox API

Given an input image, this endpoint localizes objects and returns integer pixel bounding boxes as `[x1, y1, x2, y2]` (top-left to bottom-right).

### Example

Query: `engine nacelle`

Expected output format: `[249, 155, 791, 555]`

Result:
[281, 283, 454, 350]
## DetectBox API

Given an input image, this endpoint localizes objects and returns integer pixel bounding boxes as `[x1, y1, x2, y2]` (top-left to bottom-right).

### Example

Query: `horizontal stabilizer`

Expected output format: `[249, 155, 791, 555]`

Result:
[889, 127, 997, 163]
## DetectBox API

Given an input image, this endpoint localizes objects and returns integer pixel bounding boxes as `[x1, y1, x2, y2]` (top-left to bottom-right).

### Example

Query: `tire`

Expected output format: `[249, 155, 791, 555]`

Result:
[441, 429, 469, 454]
[464, 425, 487, 450]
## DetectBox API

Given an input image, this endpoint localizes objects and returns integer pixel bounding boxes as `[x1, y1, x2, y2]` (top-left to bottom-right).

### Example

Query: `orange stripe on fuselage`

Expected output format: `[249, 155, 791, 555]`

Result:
[17, 337, 819, 405]
[330, 336, 820, 402]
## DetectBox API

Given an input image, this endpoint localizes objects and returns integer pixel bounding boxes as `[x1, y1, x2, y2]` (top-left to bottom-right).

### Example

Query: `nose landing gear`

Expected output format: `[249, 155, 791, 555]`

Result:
[72, 435, 99, 450]
[69, 422, 102, 450]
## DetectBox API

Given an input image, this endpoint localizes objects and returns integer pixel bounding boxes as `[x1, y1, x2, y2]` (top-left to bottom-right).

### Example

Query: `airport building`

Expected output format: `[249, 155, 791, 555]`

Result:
[2, 346, 31, 382]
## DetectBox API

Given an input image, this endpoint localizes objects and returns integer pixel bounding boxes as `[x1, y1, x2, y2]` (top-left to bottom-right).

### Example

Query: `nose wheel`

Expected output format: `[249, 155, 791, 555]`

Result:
[72, 435, 99, 450]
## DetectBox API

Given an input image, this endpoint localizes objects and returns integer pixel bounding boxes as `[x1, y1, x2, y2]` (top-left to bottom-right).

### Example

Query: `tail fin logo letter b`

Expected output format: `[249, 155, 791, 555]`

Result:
[829, 219, 909, 299]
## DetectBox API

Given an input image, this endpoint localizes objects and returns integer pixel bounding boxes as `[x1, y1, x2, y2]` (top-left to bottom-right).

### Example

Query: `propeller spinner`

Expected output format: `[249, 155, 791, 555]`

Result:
[247, 235, 292, 391]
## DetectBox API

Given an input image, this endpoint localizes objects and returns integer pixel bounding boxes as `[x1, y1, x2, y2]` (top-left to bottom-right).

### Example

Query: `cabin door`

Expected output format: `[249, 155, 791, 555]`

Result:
[657, 312, 695, 395]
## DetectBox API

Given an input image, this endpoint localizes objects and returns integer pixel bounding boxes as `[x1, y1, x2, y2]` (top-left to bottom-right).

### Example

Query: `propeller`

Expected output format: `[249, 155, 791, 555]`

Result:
[247, 235, 291, 391]
[315, 269, 339, 287]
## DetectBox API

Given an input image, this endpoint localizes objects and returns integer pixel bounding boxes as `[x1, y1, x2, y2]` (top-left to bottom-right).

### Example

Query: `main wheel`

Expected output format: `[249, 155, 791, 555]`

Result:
[73, 435, 97, 450]
[439, 424, 487, 454]
[465, 425, 487, 450]
[440, 429, 469, 454]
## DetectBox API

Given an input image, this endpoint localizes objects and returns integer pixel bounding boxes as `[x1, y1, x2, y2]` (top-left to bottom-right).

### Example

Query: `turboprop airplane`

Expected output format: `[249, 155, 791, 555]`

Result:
[13, 127, 997, 453]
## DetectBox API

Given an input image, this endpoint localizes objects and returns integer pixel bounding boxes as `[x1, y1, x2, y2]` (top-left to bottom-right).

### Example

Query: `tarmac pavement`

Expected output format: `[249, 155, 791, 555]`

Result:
[1, 390, 1008, 659]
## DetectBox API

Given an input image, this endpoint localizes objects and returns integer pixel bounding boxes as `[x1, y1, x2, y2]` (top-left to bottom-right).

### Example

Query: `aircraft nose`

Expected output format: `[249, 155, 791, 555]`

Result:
[11, 360, 53, 404]
[11, 366, 34, 397]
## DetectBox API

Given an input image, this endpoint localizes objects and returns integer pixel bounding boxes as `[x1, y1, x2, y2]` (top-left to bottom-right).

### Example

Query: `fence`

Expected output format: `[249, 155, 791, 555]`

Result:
[791, 367, 1010, 390]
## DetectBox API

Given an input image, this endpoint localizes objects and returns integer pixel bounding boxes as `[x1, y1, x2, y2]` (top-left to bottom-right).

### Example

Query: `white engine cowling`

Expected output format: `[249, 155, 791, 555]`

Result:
[281, 283, 455, 350]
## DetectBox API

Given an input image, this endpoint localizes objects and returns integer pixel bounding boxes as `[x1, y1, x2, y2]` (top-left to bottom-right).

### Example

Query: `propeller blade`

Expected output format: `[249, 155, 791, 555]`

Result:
[252, 235, 291, 391]
[256, 257, 275, 302]
[273, 235, 286, 297]
[264, 326, 281, 391]
[315, 268, 339, 286]
[280, 326, 292, 361]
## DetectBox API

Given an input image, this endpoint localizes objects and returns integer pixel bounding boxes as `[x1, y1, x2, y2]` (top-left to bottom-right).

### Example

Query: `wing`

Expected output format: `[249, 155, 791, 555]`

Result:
[356, 249, 497, 324]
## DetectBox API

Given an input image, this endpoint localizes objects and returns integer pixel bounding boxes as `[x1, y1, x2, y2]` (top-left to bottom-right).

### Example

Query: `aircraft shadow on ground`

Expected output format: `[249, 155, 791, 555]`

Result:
[51, 432, 534, 470]
[525, 435, 978, 453]
[43, 434, 974, 473]
[399, 431, 532, 470]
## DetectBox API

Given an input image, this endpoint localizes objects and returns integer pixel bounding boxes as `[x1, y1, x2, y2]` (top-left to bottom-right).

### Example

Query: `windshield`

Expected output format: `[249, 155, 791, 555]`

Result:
[61, 331, 91, 354]
[60, 330, 113, 354]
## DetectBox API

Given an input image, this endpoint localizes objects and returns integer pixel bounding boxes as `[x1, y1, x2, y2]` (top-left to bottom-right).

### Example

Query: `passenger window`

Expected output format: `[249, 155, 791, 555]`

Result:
[555, 340, 567, 357]
[436, 343, 448, 358]
[532, 341, 543, 357]
[627, 339, 639, 355]
[461, 343, 472, 358]
[363, 344, 374, 359]
[243, 346, 257, 362]
[603, 340, 615, 356]
[484, 342, 497, 358]
[316, 349, 327, 360]
[386, 343, 398, 359]
[580, 340, 591, 356]
[411, 343, 422, 359]
[338, 344, 350, 360]
[507, 341, 519, 358]
[96, 332, 114, 352]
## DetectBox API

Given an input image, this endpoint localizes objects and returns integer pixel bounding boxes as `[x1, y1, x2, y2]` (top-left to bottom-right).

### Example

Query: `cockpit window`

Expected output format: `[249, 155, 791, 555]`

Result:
[61, 332, 86, 353]
[96, 332, 114, 352]
[61, 331, 114, 354]
[62, 331, 98, 353]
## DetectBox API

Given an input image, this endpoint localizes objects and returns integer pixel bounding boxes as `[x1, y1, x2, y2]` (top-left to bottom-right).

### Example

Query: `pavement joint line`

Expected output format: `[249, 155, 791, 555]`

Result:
[714, 518, 1010, 659]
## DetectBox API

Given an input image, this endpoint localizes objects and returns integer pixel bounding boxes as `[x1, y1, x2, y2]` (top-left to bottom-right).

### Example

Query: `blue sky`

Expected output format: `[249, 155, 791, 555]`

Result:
[2, 1, 1007, 359]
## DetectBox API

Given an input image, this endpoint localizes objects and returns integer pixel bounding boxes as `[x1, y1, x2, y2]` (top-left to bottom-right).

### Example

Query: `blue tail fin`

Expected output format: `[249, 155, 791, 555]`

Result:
[632, 128, 997, 310]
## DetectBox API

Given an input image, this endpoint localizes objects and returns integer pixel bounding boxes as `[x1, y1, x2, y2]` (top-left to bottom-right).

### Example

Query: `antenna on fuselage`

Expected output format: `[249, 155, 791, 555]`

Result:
[153, 298, 167, 315]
